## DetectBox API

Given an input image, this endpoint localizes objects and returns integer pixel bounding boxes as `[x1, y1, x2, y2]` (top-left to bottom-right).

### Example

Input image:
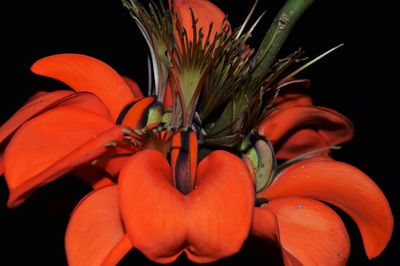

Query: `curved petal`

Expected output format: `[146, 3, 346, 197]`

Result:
[122, 76, 144, 99]
[119, 150, 183, 264]
[261, 158, 394, 259]
[0, 90, 112, 147]
[55, 92, 113, 119]
[254, 197, 350, 265]
[102, 235, 133, 266]
[0, 90, 73, 145]
[0, 91, 113, 179]
[66, 185, 132, 266]
[25, 90, 54, 103]
[119, 149, 254, 264]
[0, 91, 113, 147]
[116, 96, 156, 128]
[3, 106, 126, 207]
[186, 150, 254, 263]
[251, 205, 279, 244]
[173, 0, 228, 45]
[92, 146, 138, 177]
[258, 106, 354, 158]
[275, 128, 331, 160]
[31, 54, 135, 120]
[274, 79, 312, 109]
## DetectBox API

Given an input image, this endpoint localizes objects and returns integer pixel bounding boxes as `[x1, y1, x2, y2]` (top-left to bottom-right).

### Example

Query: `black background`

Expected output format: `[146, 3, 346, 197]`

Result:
[0, 0, 398, 265]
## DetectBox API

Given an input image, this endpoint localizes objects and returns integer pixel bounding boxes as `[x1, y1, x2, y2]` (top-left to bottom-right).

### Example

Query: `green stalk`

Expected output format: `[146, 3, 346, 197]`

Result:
[253, 0, 314, 79]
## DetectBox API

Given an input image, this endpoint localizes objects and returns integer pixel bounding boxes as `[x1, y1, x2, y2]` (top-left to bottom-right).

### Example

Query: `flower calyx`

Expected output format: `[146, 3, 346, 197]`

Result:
[240, 132, 277, 193]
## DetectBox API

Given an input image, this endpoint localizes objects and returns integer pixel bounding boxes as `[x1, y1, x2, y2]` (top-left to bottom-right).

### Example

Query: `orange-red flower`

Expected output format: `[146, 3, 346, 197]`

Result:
[66, 131, 254, 265]
[0, 54, 147, 207]
[251, 156, 393, 265]
[259, 79, 354, 160]
[0, 0, 393, 265]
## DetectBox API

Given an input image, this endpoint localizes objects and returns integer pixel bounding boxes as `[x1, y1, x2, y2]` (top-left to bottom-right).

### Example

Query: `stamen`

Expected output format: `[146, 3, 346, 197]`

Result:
[105, 141, 118, 148]
[123, 0, 172, 102]
[237, 0, 257, 39]
[91, 152, 136, 165]
[280, 43, 344, 84]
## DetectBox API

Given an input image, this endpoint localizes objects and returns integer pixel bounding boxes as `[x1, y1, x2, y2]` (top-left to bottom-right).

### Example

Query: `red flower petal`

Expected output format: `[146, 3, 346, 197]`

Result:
[3, 106, 126, 207]
[274, 79, 312, 109]
[56, 92, 113, 119]
[122, 76, 144, 99]
[119, 149, 254, 263]
[275, 128, 330, 160]
[0, 90, 73, 145]
[0, 90, 73, 175]
[119, 150, 183, 264]
[0, 91, 113, 148]
[251, 204, 278, 243]
[261, 158, 394, 259]
[66, 185, 132, 266]
[31, 54, 135, 120]
[92, 145, 139, 178]
[173, 0, 228, 45]
[258, 106, 354, 159]
[117, 96, 156, 128]
[254, 197, 350, 265]
[187, 150, 254, 263]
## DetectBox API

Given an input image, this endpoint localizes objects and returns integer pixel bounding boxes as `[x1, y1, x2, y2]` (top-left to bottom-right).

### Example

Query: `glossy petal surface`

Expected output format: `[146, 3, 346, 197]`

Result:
[66, 185, 131, 266]
[254, 197, 350, 265]
[31, 54, 135, 120]
[275, 128, 330, 160]
[116, 96, 155, 128]
[4, 106, 125, 207]
[122, 76, 144, 99]
[0, 90, 73, 145]
[261, 158, 393, 259]
[258, 106, 354, 159]
[119, 149, 254, 263]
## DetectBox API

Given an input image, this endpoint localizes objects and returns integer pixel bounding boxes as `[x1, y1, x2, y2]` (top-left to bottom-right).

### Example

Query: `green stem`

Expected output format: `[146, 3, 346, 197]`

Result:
[253, 0, 314, 79]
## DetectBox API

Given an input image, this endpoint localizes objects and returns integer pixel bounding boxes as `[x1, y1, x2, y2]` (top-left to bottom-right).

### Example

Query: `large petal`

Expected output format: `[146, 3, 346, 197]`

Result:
[0, 90, 72, 145]
[275, 128, 331, 160]
[3, 106, 126, 207]
[253, 197, 350, 265]
[119, 149, 254, 263]
[66, 185, 132, 266]
[0, 91, 112, 148]
[31, 54, 135, 120]
[55, 92, 113, 119]
[261, 158, 393, 259]
[119, 150, 184, 264]
[186, 150, 254, 263]
[173, 0, 228, 45]
[258, 106, 354, 159]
